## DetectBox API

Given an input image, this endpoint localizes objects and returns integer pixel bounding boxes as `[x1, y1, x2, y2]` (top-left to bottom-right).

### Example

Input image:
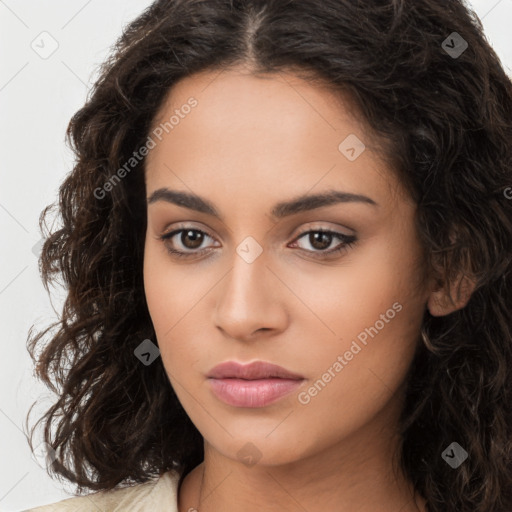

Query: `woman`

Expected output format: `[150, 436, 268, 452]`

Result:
[25, 0, 512, 511]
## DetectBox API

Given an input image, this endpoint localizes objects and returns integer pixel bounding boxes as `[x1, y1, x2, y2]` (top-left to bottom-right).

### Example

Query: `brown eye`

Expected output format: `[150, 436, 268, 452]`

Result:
[308, 231, 333, 250]
[180, 229, 204, 249]
[159, 227, 217, 259]
[291, 229, 357, 258]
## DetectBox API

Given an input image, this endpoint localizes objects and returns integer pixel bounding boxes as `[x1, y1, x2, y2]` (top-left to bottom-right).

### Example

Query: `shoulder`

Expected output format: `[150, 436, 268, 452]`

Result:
[24, 470, 181, 512]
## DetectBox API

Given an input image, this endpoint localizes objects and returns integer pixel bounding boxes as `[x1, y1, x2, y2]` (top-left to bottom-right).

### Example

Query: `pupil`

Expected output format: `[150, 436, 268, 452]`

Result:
[310, 232, 331, 250]
[182, 230, 203, 249]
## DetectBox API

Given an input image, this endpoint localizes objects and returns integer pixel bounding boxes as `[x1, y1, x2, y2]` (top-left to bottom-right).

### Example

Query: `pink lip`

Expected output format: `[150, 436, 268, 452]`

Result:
[207, 361, 305, 408]
[207, 361, 304, 380]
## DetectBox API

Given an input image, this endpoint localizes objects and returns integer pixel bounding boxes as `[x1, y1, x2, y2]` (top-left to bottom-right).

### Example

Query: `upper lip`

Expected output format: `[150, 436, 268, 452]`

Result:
[207, 361, 304, 380]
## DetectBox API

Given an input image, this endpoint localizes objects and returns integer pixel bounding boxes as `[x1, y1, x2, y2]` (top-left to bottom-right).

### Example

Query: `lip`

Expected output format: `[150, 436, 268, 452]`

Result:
[207, 361, 304, 380]
[207, 361, 305, 408]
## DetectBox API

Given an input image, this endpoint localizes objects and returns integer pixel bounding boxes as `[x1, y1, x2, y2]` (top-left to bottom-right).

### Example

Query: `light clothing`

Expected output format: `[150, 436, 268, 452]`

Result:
[24, 470, 180, 512]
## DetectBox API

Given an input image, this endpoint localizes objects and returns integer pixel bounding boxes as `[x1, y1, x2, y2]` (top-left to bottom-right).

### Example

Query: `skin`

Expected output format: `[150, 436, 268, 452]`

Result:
[143, 66, 471, 512]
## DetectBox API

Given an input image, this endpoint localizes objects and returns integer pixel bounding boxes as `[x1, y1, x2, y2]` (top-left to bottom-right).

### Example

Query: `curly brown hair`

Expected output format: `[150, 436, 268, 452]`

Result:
[26, 0, 512, 510]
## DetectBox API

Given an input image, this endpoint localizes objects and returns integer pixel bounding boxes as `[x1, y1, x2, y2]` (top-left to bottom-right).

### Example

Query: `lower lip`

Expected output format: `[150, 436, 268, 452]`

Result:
[208, 378, 304, 407]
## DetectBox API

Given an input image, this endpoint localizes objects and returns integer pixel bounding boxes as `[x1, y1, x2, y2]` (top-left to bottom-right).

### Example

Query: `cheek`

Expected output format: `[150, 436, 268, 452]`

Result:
[293, 302, 421, 457]
[289, 220, 425, 350]
[293, 229, 426, 427]
[143, 237, 204, 332]
[142, 239, 216, 381]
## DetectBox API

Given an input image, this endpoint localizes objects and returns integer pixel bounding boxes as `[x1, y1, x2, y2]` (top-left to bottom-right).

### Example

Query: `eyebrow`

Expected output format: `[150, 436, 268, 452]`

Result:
[146, 188, 379, 221]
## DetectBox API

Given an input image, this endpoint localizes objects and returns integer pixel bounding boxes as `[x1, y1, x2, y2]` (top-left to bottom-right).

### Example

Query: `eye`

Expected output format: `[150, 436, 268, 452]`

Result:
[289, 229, 357, 258]
[159, 227, 218, 258]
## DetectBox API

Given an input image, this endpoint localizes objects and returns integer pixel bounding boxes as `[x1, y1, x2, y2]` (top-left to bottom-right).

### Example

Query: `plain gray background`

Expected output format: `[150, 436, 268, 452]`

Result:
[1, 1, 511, 510]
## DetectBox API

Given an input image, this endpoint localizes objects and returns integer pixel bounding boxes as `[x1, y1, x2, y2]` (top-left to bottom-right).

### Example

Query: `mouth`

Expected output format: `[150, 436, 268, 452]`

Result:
[206, 361, 305, 408]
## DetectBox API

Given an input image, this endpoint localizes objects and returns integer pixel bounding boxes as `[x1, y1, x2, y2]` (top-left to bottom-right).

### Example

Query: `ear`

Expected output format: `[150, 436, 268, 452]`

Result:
[427, 271, 477, 317]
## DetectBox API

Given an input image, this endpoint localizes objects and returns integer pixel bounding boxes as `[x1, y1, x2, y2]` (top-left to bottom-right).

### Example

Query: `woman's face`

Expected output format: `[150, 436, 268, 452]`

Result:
[143, 68, 432, 467]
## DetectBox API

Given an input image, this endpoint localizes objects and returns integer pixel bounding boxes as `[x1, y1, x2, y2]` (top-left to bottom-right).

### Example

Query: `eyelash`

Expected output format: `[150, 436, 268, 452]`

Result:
[158, 226, 357, 260]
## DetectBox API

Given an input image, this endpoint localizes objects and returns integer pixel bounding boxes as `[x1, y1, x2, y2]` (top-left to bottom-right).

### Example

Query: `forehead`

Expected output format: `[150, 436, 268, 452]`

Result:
[145, 68, 408, 211]
[149, 67, 369, 151]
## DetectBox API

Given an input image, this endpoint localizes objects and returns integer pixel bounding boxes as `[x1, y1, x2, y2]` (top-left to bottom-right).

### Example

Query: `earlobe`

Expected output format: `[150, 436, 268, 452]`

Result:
[427, 273, 477, 316]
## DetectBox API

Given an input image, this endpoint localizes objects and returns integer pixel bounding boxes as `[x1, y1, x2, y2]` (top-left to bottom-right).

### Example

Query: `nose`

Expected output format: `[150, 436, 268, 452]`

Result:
[212, 247, 289, 342]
